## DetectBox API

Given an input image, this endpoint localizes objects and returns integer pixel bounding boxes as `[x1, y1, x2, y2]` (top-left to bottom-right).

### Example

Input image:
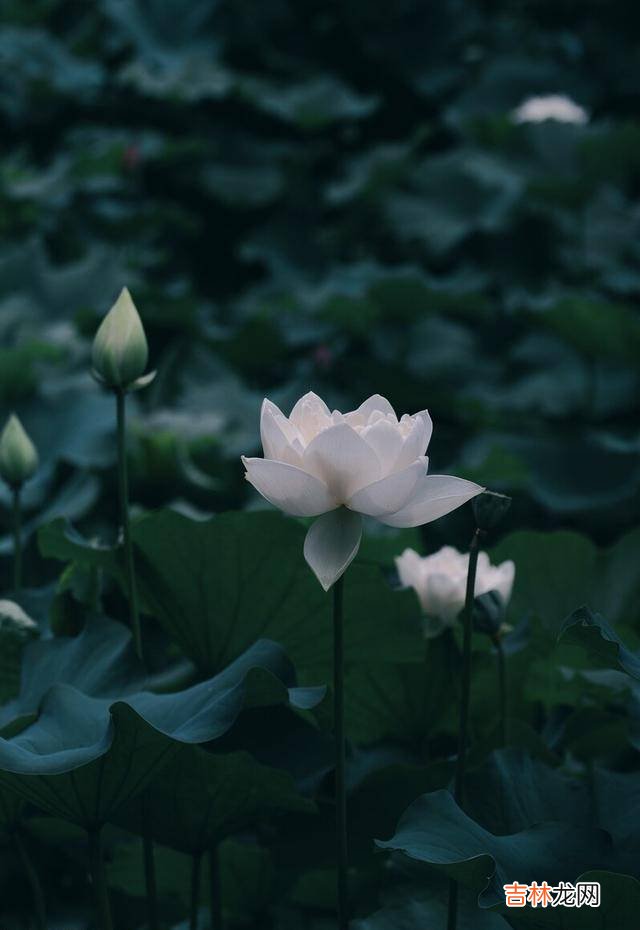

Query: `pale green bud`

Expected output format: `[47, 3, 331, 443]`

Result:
[91, 287, 154, 391]
[0, 414, 39, 487]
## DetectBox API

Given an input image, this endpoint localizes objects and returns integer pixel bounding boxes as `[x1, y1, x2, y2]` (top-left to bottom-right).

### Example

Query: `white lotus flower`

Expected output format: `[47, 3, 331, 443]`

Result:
[512, 94, 588, 125]
[242, 392, 483, 590]
[0, 599, 37, 634]
[395, 545, 515, 625]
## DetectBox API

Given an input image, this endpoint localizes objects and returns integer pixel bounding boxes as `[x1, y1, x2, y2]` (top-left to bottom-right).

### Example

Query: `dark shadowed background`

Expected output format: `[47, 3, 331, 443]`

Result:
[1, 4, 640, 929]
[1, 0, 639, 565]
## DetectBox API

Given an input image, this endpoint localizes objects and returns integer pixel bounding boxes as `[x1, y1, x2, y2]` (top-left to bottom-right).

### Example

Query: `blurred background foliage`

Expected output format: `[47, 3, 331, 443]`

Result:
[1, 2, 640, 928]
[1, 0, 639, 570]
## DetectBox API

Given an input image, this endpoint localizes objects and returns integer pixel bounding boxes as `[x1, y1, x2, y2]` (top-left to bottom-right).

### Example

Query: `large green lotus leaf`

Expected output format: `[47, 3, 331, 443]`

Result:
[39, 518, 119, 574]
[0, 601, 39, 706]
[0, 472, 101, 556]
[347, 761, 451, 860]
[266, 759, 449, 878]
[0, 691, 175, 827]
[423, 750, 640, 878]
[354, 884, 510, 929]
[591, 769, 640, 875]
[490, 526, 640, 633]
[463, 750, 590, 836]
[0, 640, 323, 828]
[376, 789, 611, 908]
[40, 510, 423, 677]
[346, 632, 459, 746]
[208, 694, 334, 796]
[114, 744, 312, 854]
[0, 789, 23, 827]
[0, 615, 146, 737]
[359, 871, 640, 930]
[0, 374, 116, 539]
[558, 607, 640, 680]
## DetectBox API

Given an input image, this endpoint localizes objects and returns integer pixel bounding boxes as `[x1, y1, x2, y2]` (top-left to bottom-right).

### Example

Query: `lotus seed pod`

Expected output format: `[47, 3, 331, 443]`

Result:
[473, 490, 512, 532]
[0, 414, 39, 487]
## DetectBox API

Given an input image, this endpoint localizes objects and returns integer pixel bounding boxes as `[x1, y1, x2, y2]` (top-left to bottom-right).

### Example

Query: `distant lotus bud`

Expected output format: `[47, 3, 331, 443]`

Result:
[473, 490, 512, 532]
[0, 414, 38, 488]
[92, 288, 155, 391]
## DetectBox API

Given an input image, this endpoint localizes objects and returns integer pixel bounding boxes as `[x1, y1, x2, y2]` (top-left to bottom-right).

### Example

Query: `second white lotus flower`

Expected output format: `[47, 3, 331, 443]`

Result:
[395, 545, 515, 625]
[242, 392, 483, 590]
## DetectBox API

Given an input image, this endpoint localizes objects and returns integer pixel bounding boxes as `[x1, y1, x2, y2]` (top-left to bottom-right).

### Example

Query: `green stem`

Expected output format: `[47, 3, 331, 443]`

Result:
[116, 389, 143, 662]
[12, 485, 22, 595]
[209, 845, 222, 929]
[190, 852, 202, 930]
[447, 882, 459, 930]
[447, 527, 482, 930]
[141, 796, 159, 930]
[493, 633, 508, 747]
[13, 826, 46, 930]
[333, 574, 348, 930]
[88, 828, 113, 930]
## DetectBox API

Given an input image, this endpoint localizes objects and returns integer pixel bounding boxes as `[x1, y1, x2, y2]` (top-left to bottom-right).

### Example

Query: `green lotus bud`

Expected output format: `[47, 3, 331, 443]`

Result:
[92, 287, 153, 391]
[0, 414, 38, 488]
[473, 490, 512, 532]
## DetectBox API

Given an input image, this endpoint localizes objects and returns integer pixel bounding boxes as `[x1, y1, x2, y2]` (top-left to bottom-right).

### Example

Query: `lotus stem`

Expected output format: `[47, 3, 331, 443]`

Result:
[12, 485, 22, 595]
[190, 852, 202, 930]
[492, 632, 508, 747]
[141, 796, 159, 930]
[333, 573, 348, 930]
[209, 845, 222, 929]
[447, 526, 482, 930]
[115, 388, 143, 662]
[13, 826, 46, 930]
[88, 828, 114, 930]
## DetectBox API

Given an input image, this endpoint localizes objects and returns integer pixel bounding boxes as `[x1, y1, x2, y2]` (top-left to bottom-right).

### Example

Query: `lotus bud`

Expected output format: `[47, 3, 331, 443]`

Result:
[91, 287, 155, 391]
[0, 414, 38, 488]
[472, 490, 512, 533]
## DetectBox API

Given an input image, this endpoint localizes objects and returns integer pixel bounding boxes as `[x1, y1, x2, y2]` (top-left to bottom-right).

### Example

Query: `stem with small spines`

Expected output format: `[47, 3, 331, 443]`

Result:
[12, 484, 22, 594]
[115, 388, 142, 661]
[447, 527, 483, 930]
[88, 828, 113, 930]
[333, 574, 348, 930]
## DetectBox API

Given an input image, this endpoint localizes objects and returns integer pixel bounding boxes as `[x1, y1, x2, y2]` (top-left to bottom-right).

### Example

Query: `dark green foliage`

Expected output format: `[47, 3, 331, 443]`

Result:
[0, 0, 638, 927]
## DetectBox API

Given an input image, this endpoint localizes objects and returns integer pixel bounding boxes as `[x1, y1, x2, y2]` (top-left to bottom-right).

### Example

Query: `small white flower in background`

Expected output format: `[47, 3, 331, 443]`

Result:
[0, 599, 37, 637]
[0, 414, 38, 488]
[512, 94, 588, 125]
[395, 545, 515, 626]
[92, 287, 156, 392]
[242, 392, 483, 590]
